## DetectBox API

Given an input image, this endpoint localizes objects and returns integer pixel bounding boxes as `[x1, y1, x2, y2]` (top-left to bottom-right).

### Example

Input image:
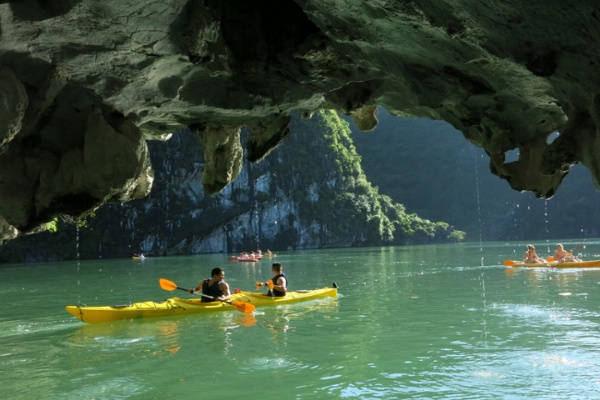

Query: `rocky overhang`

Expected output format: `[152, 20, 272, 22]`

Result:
[1, 0, 599, 241]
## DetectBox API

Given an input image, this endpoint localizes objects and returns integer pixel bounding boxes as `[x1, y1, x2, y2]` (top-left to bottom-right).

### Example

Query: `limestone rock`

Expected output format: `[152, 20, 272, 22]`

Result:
[1, 0, 600, 241]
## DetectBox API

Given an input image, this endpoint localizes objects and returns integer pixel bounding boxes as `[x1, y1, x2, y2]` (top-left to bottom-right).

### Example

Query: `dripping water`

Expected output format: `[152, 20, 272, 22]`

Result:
[128, 230, 134, 304]
[544, 200, 550, 254]
[76, 223, 81, 305]
[473, 149, 484, 265]
[254, 201, 260, 251]
[473, 148, 488, 355]
[479, 272, 488, 354]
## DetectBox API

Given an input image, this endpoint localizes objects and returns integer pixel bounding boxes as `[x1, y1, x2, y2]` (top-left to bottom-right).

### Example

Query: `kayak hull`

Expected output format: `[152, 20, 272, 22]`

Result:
[507, 259, 600, 269]
[66, 287, 337, 323]
[228, 256, 260, 262]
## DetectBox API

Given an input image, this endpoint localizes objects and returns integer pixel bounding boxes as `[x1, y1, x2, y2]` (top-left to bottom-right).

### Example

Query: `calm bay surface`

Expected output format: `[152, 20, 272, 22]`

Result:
[2, 241, 600, 399]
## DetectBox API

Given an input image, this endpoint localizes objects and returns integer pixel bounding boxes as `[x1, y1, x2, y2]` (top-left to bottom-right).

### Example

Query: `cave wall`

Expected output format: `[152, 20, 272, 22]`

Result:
[1, 0, 600, 241]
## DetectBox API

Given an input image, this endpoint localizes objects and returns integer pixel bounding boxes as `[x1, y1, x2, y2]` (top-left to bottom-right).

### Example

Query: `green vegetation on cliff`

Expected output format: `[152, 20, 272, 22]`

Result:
[285, 110, 465, 246]
[0, 110, 464, 263]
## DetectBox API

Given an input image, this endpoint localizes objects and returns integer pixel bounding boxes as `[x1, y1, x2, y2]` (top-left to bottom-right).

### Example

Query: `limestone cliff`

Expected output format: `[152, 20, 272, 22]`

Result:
[0, 112, 463, 262]
[1, 1, 599, 242]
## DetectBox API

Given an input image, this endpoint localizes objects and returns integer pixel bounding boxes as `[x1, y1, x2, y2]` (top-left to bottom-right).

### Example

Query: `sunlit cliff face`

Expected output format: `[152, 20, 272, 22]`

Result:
[1, 0, 600, 241]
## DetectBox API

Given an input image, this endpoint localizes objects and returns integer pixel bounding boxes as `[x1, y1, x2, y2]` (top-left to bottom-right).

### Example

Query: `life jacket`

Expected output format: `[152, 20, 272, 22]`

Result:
[201, 279, 224, 302]
[268, 273, 287, 297]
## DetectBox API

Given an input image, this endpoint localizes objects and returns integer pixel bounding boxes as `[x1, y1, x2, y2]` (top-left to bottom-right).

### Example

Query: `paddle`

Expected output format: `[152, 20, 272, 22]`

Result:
[255, 279, 274, 290]
[568, 242, 585, 259]
[570, 242, 584, 253]
[159, 278, 255, 314]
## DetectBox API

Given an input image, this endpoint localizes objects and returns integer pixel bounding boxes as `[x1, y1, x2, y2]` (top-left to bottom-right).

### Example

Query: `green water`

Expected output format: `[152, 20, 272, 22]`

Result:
[2, 241, 600, 399]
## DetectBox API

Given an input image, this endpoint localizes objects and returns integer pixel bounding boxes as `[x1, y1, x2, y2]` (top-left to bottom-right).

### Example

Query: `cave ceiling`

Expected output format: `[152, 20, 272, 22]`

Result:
[1, 0, 600, 241]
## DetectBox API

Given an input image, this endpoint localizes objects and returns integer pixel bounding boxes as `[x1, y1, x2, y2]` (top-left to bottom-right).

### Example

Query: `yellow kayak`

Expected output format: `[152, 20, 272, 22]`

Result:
[66, 287, 338, 323]
[504, 259, 600, 269]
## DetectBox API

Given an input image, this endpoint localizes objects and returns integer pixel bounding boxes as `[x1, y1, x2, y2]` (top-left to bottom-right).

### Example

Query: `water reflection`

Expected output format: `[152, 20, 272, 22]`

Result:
[62, 297, 338, 367]
[65, 319, 182, 357]
[235, 314, 257, 327]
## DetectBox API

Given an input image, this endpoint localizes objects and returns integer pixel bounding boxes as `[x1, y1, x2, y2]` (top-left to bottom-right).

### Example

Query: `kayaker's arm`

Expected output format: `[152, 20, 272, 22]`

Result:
[189, 279, 208, 294]
[272, 276, 287, 293]
[216, 282, 232, 301]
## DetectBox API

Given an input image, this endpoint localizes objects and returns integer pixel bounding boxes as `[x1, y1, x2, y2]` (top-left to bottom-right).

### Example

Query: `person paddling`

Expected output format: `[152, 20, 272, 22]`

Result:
[188, 267, 231, 302]
[554, 244, 582, 263]
[523, 244, 545, 263]
[258, 263, 288, 297]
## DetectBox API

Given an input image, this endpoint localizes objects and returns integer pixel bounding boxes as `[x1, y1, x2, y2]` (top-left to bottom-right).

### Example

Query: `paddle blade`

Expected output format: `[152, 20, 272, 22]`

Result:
[233, 301, 255, 314]
[268, 279, 274, 290]
[159, 278, 177, 291]
[503, 260, 515, 266]
[547, 256, 555, 262]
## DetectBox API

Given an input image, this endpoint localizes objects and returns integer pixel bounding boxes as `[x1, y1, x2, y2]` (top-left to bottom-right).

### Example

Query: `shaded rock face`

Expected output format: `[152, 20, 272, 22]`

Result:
[1, 0, 600, 241]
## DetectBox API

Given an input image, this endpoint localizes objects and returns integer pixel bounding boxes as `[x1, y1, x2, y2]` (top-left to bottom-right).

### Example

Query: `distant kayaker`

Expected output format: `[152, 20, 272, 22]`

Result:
[523, 244, 545, 263]
[258, 262, 288, 297]
[189, 267, 231, 302]
[554, 244, 582, 263]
